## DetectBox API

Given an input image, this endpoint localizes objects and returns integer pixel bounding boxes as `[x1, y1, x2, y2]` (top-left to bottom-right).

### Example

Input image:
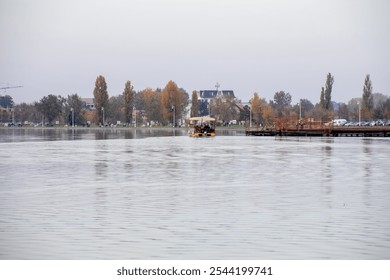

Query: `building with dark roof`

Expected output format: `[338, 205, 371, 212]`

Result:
[198, 90, 235, 101]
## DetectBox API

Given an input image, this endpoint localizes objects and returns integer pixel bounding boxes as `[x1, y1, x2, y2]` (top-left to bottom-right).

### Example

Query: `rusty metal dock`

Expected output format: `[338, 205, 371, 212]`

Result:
[246, 126, 390, 137]
[246, 118, 390, 137]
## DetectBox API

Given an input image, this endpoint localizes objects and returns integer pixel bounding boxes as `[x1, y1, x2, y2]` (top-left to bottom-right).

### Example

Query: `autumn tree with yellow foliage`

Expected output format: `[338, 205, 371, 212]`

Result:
[250, 93, 262, 124]
[250, 92, 272, 126]
[138, 88, 163, 124]
[123, 80, 134, 124]
[161, 80, 189, 125]
[93, 75, 109, 124]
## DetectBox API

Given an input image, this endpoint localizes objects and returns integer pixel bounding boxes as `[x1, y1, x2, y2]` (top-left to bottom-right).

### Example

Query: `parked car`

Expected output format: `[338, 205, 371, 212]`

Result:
[332, 119, 347, 126]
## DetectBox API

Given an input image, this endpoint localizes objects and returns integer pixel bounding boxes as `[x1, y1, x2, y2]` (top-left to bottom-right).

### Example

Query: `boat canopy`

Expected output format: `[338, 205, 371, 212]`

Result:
[188, 117, 216, 122]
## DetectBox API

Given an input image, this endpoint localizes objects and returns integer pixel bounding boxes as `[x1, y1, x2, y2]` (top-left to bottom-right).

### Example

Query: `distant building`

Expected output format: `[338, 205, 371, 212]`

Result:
[192, 89, 237, 117]
[81, 98, 95, 110]
[197, 90, 235, 102]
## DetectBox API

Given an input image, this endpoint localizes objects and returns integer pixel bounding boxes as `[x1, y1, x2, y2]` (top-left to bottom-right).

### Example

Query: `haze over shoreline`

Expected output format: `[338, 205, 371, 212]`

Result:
[1, 0, 389, 104]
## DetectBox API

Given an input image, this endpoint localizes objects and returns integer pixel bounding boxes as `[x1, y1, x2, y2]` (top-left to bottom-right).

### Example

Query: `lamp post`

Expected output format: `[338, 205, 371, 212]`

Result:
[357, 101, 361, 125]
[299, 101, 302, 120]
[70, 107, 74, 128]
[172, 105, 175, 128]
[133, 106, 137, 128]
[101, 107, 105, 127]
[11, 108, 15, 125]
[249, 105, 252, 128]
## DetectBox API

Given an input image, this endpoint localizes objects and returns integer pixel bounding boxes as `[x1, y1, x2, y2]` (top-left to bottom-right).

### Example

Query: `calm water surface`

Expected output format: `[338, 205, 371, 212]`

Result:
[0, 129, 389, 259]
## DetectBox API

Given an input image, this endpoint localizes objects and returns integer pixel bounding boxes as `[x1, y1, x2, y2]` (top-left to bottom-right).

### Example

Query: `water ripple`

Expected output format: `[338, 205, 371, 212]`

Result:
[0, 134, 389, 259]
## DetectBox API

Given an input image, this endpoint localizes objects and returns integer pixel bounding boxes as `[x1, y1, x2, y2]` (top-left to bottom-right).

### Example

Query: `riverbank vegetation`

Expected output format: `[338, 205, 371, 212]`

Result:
[1, 74, 390, 127]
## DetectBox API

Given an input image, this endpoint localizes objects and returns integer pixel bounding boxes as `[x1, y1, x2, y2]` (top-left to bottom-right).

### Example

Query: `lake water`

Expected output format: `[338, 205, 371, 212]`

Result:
[0, 128, 389, 259]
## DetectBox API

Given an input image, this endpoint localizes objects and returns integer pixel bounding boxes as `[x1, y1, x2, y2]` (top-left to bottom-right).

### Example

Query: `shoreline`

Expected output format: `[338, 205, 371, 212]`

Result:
[0, 125, 246, 131]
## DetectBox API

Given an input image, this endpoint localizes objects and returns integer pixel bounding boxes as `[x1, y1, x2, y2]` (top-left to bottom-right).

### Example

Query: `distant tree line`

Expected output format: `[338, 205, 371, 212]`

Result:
[1, 73, 390, 126]
[247, 74, 390, 126]
[1, 76, 190, 126]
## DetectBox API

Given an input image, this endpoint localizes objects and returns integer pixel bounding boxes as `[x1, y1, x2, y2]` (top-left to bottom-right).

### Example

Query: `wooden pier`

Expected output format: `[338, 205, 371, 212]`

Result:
[246, 118, 390, 137]
[246, 126, 390, 137]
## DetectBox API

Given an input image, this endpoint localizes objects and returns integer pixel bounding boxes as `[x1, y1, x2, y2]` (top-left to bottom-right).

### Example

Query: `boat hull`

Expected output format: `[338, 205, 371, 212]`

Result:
[189, 132, 216, 137]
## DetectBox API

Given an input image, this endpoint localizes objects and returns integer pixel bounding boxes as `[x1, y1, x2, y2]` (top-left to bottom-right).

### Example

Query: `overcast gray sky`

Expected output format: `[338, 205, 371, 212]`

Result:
[1, 0, 389, 104]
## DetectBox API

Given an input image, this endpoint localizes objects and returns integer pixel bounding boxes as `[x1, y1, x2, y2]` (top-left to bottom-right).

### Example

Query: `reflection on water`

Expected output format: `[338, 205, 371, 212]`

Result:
[0, 127, 192, 142]
[0, 130, 389, 259]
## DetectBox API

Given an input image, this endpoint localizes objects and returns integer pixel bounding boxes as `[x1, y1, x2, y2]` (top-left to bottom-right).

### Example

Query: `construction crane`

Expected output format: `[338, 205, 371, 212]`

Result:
[0, 85, 23, 93]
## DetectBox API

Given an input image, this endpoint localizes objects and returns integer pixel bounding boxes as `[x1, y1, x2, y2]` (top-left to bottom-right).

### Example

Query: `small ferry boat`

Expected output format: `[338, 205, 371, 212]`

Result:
[188, 116, 216, 137]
